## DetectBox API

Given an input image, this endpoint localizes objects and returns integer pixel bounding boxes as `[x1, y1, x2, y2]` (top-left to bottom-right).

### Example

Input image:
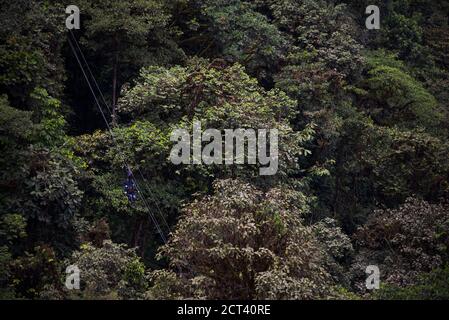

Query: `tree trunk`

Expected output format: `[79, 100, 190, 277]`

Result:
[112, 52, 118, 126]
[134, 217, 144, 248]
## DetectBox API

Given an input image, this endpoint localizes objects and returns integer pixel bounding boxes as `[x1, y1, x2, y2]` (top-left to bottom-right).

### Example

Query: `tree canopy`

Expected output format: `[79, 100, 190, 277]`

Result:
[1, 0, 448, 300]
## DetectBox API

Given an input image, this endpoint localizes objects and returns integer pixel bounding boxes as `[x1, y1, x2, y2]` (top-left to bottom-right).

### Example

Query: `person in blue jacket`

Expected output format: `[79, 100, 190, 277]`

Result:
[124, 168, 138, 202]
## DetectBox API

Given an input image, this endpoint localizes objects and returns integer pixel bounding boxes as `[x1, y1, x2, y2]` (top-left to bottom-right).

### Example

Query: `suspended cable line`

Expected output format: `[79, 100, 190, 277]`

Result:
[68, 30, 172, 236]
[67, 34, 168, 245]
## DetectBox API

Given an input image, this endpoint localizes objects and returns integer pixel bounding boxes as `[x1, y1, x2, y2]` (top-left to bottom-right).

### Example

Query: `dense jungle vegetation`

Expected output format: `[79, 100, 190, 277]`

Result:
[1, 0, 449, 300]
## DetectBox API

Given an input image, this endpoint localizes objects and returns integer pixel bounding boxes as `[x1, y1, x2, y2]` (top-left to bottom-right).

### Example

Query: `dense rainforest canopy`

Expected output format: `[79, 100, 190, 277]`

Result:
[0, 0, 448, 300]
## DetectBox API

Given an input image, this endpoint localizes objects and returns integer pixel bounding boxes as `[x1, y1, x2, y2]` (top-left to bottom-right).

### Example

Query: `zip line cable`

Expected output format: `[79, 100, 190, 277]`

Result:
[68, 31, 113, 114]
[68, 30, 172, 236]
[68, 36, 167, 244]
[68, 32, 194, 276]
[67, 35, 168, 245]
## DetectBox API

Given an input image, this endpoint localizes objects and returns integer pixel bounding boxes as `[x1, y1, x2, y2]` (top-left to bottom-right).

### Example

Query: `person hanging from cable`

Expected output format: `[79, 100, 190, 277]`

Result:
[124, 167, 138, 203]
[68, 32, 168, 245]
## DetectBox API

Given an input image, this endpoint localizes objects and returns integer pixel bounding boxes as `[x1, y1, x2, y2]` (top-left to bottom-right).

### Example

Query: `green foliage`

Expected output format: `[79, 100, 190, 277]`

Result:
[145, 269, 184, 299]
[271, 0, 364, 79]
[0, 95, 34, 145]
[382, 12, 425, 60]
[375, 266, 449, 300]
[80, 0, 173, 62]
[151, 179, 339, 299]
[9, 245, 61, 299]
[0, 246, 14, 299]
[0, 42, 45, 91]
[362, 53, 442, 131]
[119, 60, 313, 186]
[68, 240, 147, 299]
[0, 214, 27, 244]
[352, 198, 449, 291]
[176, 0, 287, 82]
[26, 151, 83, 230]
[331, 114, 449, 230]
[30, 88, 67, 148]
[78, 0, 182, 93]
[0, 0, 66, 100]
[0, 90, 84, 250]
[312, 218, 354, 286]
[1, 0, 449, 301]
